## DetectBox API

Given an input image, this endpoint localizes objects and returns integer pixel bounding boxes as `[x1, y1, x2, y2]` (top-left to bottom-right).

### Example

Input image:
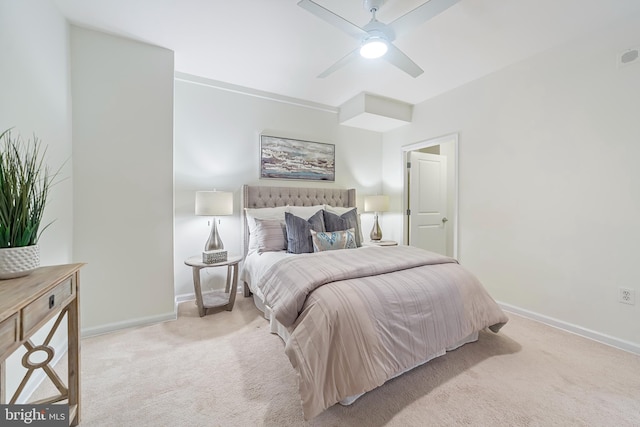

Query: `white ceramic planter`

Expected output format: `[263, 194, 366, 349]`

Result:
[0, 245, 40, 279]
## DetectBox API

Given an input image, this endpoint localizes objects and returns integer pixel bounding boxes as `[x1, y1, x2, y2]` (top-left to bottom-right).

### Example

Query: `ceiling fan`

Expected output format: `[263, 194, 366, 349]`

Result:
[298, 0, 460, 78]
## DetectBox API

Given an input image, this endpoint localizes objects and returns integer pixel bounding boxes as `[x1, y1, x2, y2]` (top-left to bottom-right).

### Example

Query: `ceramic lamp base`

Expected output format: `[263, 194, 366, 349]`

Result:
[204, 218, 224, 251]
[370, 214, 382, 241]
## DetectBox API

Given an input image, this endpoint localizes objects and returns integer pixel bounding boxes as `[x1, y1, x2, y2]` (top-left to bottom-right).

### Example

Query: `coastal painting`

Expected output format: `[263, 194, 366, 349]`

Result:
[260, 135, 335, 181]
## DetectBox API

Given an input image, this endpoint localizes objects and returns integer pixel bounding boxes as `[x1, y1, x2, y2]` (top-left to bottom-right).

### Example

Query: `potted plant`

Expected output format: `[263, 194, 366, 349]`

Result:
[0, 128, 58, 279]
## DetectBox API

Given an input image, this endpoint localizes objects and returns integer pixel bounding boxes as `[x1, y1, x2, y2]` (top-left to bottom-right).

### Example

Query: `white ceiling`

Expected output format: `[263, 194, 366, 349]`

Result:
[53, 0, 638, 108]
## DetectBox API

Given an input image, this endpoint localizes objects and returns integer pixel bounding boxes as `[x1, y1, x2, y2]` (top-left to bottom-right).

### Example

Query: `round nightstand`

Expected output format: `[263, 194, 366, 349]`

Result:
[365, 240, 398, 247]
[184, 255, 242, 317]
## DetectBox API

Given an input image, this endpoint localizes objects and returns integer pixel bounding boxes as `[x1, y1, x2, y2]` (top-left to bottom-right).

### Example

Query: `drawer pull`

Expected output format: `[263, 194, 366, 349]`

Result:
[22, 277, 73, 336]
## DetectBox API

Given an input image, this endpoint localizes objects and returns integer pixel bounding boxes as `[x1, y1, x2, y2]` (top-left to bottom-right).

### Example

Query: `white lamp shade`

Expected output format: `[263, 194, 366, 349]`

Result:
[364, 195, 389, 213]
[195, 191, 233, 216]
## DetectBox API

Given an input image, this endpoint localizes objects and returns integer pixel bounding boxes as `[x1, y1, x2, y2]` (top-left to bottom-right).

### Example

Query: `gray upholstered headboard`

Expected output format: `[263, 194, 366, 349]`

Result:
[242, 185, 356, 258]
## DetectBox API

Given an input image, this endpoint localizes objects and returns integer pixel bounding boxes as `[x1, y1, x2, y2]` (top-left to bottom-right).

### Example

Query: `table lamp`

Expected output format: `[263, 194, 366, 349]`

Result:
[364, 195, 389, 241]
[195, 190, 233, 251]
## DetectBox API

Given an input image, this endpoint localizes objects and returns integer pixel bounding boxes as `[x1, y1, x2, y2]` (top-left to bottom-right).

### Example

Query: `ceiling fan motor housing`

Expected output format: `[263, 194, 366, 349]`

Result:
[363, 0, 385, 13]
[363, 20, 395, 41]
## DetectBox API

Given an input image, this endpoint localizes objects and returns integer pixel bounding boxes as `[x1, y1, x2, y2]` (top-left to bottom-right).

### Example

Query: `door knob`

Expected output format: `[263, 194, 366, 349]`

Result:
[442, 217, 448, 224]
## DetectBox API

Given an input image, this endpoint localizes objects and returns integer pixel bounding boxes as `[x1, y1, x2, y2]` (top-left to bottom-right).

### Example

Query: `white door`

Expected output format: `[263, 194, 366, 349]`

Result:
[408, 151, 448, 255]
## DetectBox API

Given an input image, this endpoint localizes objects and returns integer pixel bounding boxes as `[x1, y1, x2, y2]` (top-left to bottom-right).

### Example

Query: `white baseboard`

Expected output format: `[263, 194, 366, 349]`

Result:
[175, 288, 243, 305]
[81, 311, 177, 338]
[175, 291, 196, 304]
[498, 301, 640, 355]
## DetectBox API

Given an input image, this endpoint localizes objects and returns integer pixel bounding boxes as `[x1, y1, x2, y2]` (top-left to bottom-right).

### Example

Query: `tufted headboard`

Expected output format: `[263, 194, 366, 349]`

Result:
[242, 185, 356, 258]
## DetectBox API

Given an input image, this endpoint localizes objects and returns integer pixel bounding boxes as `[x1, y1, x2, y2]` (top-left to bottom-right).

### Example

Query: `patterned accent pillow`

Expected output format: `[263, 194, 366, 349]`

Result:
[310, 228, 357, 252]
[254, 218, 287, 253]
[285, 210, 325, 254]
[323, 208, 362, 247]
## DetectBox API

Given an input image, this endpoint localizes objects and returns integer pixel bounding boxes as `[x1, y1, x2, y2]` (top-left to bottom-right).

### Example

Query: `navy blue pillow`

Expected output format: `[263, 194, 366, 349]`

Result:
[323, 208, 362, 247]
[285, 210, 325, 254]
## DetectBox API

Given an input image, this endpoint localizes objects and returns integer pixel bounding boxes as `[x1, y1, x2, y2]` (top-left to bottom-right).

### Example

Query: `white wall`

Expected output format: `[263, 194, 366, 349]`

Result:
[174, 74, 383, 298]
[0, 0, 73, 402]
[0, 0, 73, 264]
[70, 26, 175, 334]
[383, 15, 640, 349]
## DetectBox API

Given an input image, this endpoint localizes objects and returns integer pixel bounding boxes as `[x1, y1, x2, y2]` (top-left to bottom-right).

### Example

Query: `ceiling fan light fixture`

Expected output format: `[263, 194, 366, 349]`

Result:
[360, 37, 388, 59]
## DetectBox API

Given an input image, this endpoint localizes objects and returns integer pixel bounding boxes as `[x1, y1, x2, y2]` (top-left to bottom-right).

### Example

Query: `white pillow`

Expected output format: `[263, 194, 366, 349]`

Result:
[324, 205, 354, 215]
[287, 205, 324, 220]
[245, 206, 288, 254]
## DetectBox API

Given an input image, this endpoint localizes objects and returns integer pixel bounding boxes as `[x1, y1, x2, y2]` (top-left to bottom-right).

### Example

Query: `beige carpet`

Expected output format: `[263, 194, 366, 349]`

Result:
[32, 296, 640, 426]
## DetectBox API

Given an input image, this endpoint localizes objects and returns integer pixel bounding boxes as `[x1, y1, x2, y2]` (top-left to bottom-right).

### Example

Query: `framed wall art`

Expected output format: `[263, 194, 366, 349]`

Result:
[260, 135, 335, 181]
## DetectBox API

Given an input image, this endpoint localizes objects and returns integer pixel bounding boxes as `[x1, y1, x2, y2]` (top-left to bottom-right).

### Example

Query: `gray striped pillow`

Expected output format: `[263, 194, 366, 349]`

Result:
[254, 218, 287, 253]
[285, 210, 325, 254]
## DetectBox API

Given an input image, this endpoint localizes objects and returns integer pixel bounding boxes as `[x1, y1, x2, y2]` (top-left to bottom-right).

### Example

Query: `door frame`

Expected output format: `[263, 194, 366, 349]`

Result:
[402, 133, 459, 259]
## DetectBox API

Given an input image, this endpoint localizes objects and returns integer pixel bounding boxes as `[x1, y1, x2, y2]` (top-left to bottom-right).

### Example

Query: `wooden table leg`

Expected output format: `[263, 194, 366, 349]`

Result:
[191, 266, 206, 317]
[226, 264, 238, 311]
[0, 359, 5, 404]
[68, 272, 81, 426]
[224, 265, 231, 293]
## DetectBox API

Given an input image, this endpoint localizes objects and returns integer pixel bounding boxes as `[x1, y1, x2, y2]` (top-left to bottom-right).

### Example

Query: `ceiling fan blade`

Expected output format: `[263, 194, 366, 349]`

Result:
[389, 0, 461, 39]
[384, 43, 424, 78]
[317, 48, 361, 78]
[298, 0, 367, 39]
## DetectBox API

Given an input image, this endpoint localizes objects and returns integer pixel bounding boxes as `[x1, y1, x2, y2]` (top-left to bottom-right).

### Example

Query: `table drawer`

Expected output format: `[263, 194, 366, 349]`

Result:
[22, 277, 74, 337]
[0, 313, 19, 359]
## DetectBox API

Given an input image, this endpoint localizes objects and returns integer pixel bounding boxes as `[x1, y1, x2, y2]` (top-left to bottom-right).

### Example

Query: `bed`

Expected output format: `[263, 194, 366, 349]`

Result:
[239, 184, 508, 419]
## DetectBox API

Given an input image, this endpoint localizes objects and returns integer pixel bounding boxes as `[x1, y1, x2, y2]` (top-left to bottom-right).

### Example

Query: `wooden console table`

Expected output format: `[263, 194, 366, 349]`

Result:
[0, 263, 84, 426]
